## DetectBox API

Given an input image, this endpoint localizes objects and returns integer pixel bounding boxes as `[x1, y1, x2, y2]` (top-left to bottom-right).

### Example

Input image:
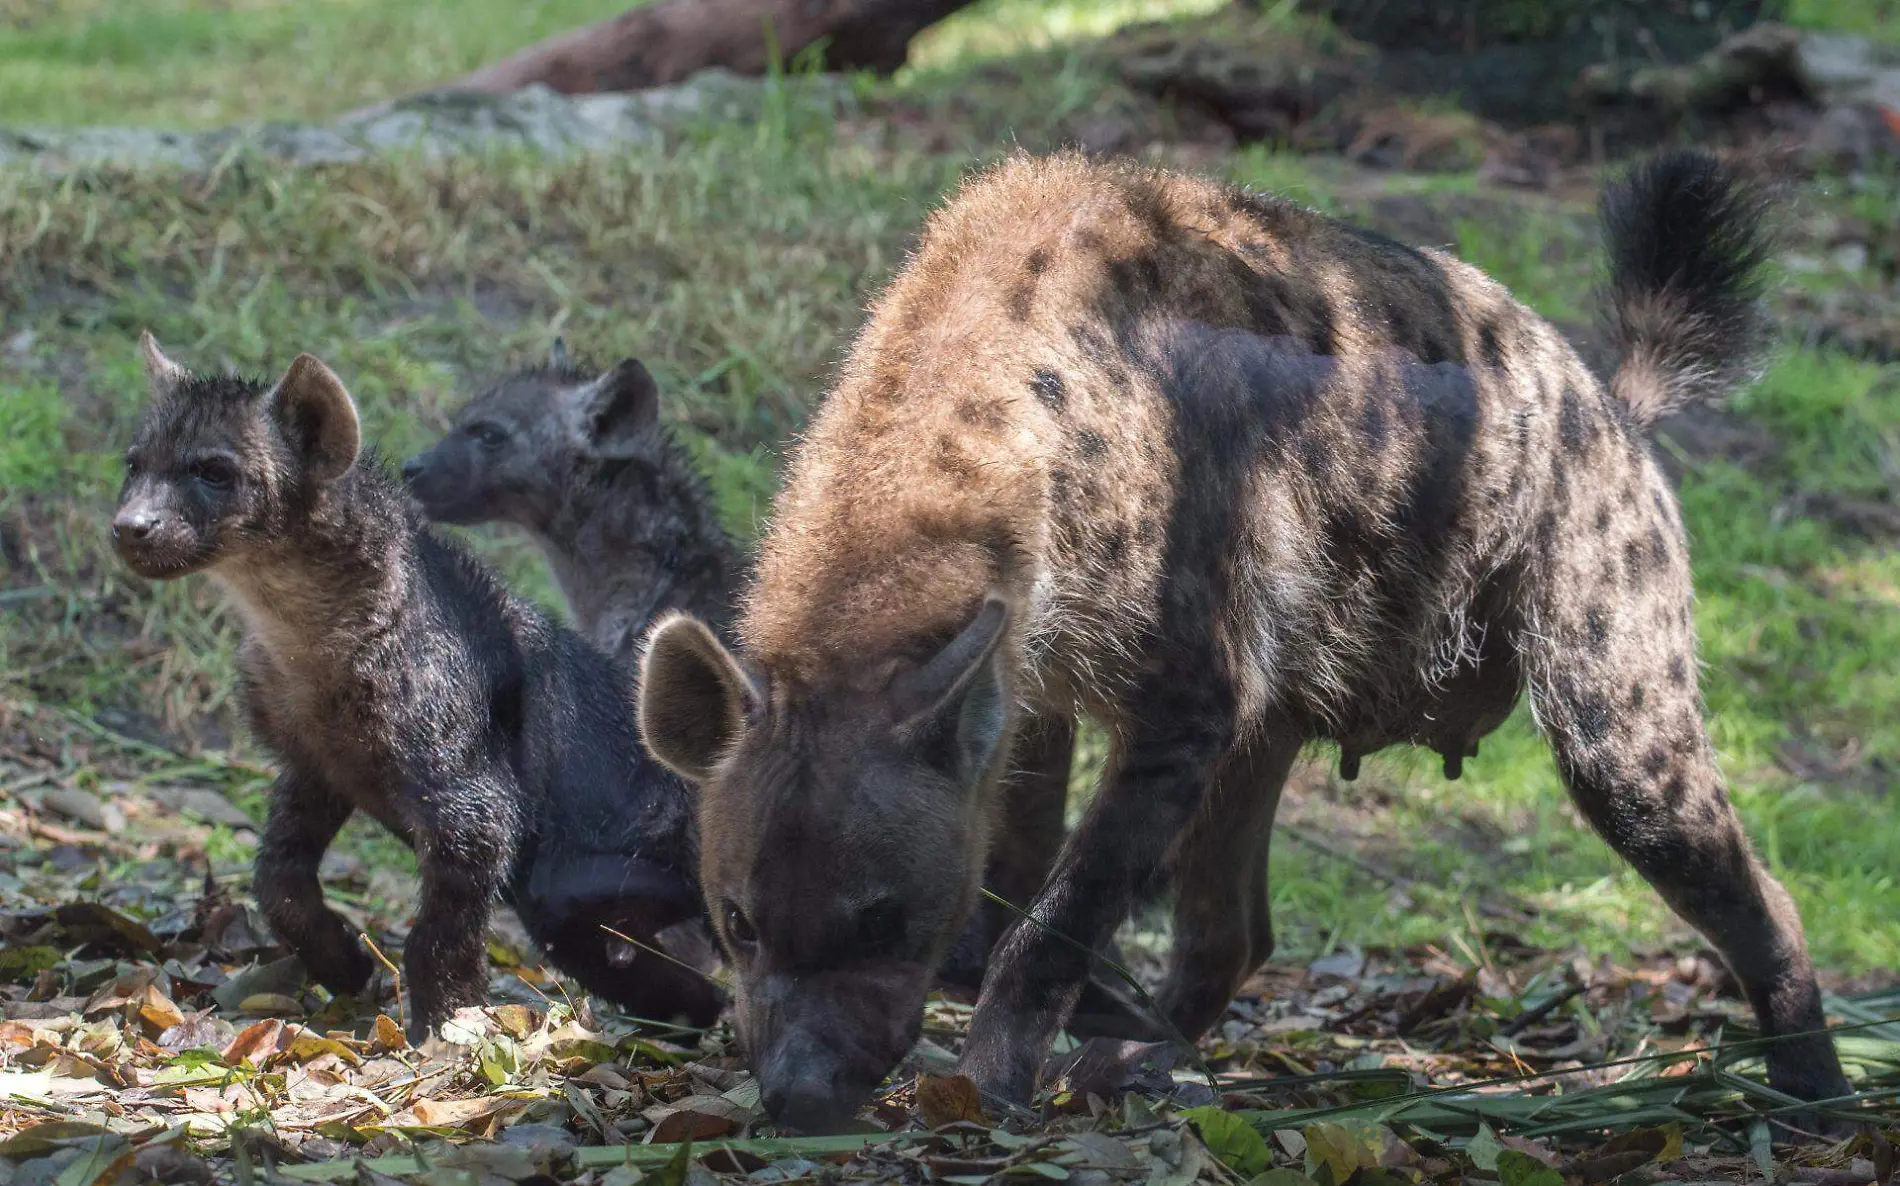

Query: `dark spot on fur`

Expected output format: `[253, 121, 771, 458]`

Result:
[1073, 324, 1110, 364]
[1076, 428, 1106, 458]
[1629, 682, 1647, 709]
[1007, 284, 1035, 322]
[1108, 255, 1165, 297]
[1647, 527, 1670, 567]
[1624, 538, 1654, 586]
[1025, 248, 1051, 275]
[1536, 512, 1559, 546]
[1595, 506, 1612, 532]
[1668, 654, 1688, 686]
[1103, 525, 1128, 565]
[1121, 183, 1174, 240]
[957, 398, 1004, 430]
[1663, 775, 1688, 806]
[1377, 297, 1414, 351]
[1030, 369, 1066, 410]
[1571, 691, 1613, 745]
[1304, 292, 1340, 356]
[1559, 385, 1586, 453]
[1584, 606, 1609, 647]
[1642, 745, 1669, 777]
[1478, 321, 1505, 369]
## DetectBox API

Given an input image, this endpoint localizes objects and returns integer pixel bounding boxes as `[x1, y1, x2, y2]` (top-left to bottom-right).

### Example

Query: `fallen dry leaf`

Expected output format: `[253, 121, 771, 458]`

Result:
[643, 1096, 751, 1143]
[915, 1073, 987, 1129]
[221, 1018, 288, 1065]
[403, 1095, 529, 1131]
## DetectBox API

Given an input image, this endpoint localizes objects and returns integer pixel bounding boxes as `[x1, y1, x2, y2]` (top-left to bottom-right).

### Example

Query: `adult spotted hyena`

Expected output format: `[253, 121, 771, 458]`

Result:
[637, 151, 1850, 1131]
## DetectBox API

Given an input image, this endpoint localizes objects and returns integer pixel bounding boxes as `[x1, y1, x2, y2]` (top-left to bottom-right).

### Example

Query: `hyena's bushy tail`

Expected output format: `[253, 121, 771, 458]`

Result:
[1599, 150, 1777, 429]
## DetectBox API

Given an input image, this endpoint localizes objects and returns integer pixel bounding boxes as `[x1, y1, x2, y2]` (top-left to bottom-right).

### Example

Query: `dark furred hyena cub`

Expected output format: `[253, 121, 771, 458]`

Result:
[401, 342, 743, 659]
[638, 151, 1851, 1132]
[111, 337, 719, 1040]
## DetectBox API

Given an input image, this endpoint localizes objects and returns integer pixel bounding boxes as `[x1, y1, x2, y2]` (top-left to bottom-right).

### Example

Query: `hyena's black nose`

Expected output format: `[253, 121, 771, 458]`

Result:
[112, 508, 158, 541]
[400, 456, 425, 484]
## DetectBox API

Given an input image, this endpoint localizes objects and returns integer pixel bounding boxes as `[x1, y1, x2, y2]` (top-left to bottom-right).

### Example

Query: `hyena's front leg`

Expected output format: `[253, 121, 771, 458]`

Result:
[939, 710, 1074, 993]
[404, 775, 520, 1043]
[959, 701, 1233, 1105]
[255, 770, 373, 996]
[1158, 734, 1297, 1038]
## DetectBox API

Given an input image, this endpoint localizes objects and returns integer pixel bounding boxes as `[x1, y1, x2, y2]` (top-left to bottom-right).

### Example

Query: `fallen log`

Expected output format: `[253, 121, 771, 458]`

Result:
[435, 0, 980, 96]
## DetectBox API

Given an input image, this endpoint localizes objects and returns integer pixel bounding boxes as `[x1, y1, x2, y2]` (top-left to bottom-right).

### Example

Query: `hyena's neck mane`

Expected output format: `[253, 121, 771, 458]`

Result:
[541, 429, 742, 635]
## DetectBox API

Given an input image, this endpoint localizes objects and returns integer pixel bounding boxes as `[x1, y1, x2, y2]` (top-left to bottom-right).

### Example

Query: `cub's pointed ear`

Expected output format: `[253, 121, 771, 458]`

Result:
[893, 596, 1013, 784]
[548, 337, 571, 370]
[268, 354, 361, 484]
[139, 331, 189, 396]
[639, 613, 762, 784]
[570, 358, 660, 458]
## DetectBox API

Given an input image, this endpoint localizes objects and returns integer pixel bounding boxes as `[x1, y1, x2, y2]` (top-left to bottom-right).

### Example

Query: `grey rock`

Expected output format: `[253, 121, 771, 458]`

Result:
[0, 71, 851, 175]
[38, 787, 125, 834]
[1797, 29, 1900, 111]
[147, 784, 257, 829]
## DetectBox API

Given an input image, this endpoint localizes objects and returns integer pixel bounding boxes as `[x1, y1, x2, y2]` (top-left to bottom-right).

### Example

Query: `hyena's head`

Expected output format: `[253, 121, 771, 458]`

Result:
[113, 333, 360, 580]
[401, 339, 661, 529]
[637, 598, 1016, 1133]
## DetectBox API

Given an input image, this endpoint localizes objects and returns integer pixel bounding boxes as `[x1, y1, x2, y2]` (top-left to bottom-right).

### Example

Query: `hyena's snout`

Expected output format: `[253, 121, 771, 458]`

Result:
[111, 488, 206, 577]
[745, 963, 931, 1133]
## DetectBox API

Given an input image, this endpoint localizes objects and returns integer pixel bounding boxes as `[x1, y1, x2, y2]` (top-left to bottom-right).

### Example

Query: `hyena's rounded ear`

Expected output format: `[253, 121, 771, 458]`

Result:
[638, 613, 763, 785]
[139, 331, 189, 395]
[268, 354, 361, 485]
[572, 358, 659, 459]
[893, 595, 1013, 784]
[548, 337, 570, 370]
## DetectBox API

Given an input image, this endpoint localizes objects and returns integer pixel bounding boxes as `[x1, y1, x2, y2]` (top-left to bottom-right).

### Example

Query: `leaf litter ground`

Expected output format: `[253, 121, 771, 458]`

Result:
[4, 703, 1898, 1186]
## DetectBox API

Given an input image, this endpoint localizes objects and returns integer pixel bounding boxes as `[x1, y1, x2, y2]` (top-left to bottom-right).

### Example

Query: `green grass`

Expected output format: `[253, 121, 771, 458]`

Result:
[0, 0, 649, 126]
[2, 0, 1897, 983]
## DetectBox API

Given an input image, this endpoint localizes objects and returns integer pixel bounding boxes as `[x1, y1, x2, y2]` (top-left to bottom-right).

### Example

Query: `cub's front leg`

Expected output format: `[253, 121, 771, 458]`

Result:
[254, 769, 374, 996]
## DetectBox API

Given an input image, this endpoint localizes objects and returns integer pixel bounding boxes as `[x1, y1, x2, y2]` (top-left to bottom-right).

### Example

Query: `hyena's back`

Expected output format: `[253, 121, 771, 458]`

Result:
[748, 153, 1595, 747]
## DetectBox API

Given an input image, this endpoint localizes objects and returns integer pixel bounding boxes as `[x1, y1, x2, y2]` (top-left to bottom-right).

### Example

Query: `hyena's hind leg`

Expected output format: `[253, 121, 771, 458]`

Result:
[1520, 489, 1850, 1105]
[1156, 733, 1297, 1040]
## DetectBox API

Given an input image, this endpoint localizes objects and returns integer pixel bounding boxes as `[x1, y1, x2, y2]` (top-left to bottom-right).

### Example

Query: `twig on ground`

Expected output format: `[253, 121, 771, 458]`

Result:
[360, 931, 404, 1033]
[1497, 979, 1588, 1038]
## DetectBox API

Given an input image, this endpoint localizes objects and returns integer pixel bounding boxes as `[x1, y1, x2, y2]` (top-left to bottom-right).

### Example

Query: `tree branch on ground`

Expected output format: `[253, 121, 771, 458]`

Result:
[425, 0, 981, 98]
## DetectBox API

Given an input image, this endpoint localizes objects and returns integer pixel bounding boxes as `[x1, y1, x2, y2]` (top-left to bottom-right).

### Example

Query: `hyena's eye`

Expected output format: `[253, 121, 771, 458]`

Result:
[723, 902, 758, 947]
[856, 900, 905, 950]
[469, 423, 507, 452]
[189, 457, 238, 490]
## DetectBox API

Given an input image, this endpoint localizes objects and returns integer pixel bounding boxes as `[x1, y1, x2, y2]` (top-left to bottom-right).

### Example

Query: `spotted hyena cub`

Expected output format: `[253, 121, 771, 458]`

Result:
[401, 343, 743, 659]
[637, 151, 1850, 1131]
[112, 339, 718, 1040]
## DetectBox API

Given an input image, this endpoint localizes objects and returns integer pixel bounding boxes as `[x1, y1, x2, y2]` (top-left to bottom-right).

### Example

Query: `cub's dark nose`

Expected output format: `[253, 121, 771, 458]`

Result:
[400, 456, 425, 484]
[112, 508, 158, 542]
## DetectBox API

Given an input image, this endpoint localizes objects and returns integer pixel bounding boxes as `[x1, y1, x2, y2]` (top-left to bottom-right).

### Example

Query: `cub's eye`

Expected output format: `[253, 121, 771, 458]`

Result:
[724, 903, 758, 947]
[470, 424, 507, 452]
[857, 900, 905, 950]
[190, 458, 237, 489]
